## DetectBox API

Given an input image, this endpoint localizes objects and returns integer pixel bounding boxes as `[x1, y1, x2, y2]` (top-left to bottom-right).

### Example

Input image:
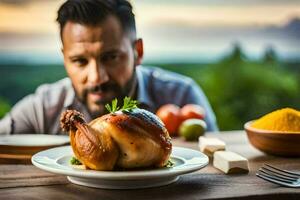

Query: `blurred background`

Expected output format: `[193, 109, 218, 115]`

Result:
[0, 0, 299, 130]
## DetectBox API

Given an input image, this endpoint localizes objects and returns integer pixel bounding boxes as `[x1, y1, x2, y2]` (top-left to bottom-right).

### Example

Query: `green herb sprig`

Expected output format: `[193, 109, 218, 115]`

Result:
[165, 159, 174, 168]
[70, 157, 82, 165]
[105, 98, 119, 113]
[105, 96, 138, 114]
[122, 97, 138, 112]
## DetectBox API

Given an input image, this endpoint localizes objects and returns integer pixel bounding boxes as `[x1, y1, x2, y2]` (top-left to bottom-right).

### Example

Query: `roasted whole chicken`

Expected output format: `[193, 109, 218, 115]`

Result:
[60, 108, 172, 171]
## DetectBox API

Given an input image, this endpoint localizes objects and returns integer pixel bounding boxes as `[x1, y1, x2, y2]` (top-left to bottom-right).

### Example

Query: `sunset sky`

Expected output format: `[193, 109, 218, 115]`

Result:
[0, 0, 300, 33]
[0, 0, 299, 62]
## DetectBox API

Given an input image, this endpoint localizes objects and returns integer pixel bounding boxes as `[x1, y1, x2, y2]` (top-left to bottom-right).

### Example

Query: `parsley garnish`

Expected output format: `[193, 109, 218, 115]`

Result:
[122, 97, 138, 112]
[105, 98, 119, 113]
[165, 159, 174, 168]
[105, 97, 138, 114]
[70, 157, 82, 165]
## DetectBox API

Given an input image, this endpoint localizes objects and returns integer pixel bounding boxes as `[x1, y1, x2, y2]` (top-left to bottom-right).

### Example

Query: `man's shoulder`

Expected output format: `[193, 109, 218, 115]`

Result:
[35, 78, 71, 95]
[138, 66, 195, 87]
[34, 78, 74, 107]
[37, 77, 70, 89]
[137, 66, 200, 106]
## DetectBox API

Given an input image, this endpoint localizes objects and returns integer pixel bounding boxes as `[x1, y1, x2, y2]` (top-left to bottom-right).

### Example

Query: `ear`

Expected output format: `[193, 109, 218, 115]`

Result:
[134, 38, 143, 65]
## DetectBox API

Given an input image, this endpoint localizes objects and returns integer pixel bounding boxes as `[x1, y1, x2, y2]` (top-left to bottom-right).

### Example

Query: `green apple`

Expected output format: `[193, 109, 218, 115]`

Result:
[179, 119, 207, 141]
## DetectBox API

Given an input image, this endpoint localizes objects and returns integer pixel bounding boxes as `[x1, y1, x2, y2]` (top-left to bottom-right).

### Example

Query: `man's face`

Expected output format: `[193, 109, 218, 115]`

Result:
[62, 16, 141, 117]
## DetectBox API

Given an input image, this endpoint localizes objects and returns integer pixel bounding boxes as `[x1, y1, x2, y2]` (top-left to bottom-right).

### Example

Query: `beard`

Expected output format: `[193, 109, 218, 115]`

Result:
[76, 70, 137, 118]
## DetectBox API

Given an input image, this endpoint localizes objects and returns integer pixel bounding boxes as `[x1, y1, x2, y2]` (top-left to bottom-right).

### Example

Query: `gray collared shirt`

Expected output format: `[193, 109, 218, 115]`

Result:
[0, 66, 218, 135]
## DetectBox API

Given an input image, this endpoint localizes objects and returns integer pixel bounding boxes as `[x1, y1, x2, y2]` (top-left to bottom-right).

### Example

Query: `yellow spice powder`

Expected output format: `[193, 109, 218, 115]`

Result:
[251, 108, 300, 132]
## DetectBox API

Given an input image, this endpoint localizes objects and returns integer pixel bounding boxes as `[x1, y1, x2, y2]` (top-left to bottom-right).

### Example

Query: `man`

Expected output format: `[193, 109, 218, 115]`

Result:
[0, 0, 218, 135]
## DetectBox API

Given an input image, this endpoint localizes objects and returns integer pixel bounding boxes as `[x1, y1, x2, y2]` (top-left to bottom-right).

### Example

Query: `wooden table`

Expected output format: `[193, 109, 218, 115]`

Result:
[1, 131, 299, 200]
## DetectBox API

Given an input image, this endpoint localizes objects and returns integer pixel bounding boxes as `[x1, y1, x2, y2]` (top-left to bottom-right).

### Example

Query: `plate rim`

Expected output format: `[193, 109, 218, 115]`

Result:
[32, 146, 209, 180]
[0, 134, 70, 147]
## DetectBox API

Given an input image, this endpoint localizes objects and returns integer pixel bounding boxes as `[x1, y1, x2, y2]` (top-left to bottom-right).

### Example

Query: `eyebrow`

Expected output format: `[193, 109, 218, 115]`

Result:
[69, 54, 85, 59]
[102, 49, 120, 55]
[67, 46, 122, 59]
[67, 50, 87, 59]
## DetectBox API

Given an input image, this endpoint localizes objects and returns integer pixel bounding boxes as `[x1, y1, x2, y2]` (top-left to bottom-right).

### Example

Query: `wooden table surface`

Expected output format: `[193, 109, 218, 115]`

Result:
[1, 131, 300, 200]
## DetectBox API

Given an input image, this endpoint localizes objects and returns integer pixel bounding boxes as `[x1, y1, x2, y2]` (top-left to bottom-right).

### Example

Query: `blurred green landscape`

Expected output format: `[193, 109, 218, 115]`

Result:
[0, 45, 299, 130]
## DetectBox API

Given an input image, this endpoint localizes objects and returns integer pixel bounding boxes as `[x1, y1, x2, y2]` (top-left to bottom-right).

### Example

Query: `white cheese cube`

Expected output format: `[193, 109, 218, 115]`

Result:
[213, 151, 249, 174]
[198, 137, 226, 156]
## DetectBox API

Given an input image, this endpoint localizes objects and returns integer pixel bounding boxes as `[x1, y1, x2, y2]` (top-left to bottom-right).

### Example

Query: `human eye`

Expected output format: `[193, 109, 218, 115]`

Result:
[71, 57, 88, 67]
[101, 52, 120, 64]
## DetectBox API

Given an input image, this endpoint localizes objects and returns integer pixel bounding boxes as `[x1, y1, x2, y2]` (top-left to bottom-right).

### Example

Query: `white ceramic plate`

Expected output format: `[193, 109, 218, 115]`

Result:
[0, 134, 70, 156]
[32, 146, 209, 189]
[0, 134, 69, 146]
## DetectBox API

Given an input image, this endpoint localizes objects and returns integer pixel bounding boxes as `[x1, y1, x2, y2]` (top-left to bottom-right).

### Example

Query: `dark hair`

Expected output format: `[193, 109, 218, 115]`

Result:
[56, 0, 136, 40]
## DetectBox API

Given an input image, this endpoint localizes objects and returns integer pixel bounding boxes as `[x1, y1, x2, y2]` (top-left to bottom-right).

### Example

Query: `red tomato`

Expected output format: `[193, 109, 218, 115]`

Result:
[156, 104, 182, 136]
[180, 104, 205, 121]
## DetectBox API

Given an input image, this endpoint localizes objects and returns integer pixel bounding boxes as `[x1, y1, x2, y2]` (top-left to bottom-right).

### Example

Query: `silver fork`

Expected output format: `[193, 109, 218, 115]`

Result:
[256, 164, 300, 188]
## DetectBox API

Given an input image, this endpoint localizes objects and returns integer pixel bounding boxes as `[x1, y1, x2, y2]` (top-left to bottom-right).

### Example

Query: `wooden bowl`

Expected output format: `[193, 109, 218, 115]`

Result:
[244, 121, 300, 157]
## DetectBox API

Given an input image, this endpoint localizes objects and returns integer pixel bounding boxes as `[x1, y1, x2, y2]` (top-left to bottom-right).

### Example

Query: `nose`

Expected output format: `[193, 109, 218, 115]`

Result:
[87, 60, 109, 85]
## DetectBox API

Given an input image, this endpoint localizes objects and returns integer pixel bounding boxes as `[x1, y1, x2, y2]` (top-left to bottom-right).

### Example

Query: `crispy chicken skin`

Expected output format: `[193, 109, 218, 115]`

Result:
[60, 109, 172, 170]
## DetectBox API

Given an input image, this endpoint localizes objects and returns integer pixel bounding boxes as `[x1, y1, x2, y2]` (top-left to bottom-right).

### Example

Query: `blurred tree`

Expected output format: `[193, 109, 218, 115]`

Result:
[224, 42, 247, 63]
[263, 46, 278, 65]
